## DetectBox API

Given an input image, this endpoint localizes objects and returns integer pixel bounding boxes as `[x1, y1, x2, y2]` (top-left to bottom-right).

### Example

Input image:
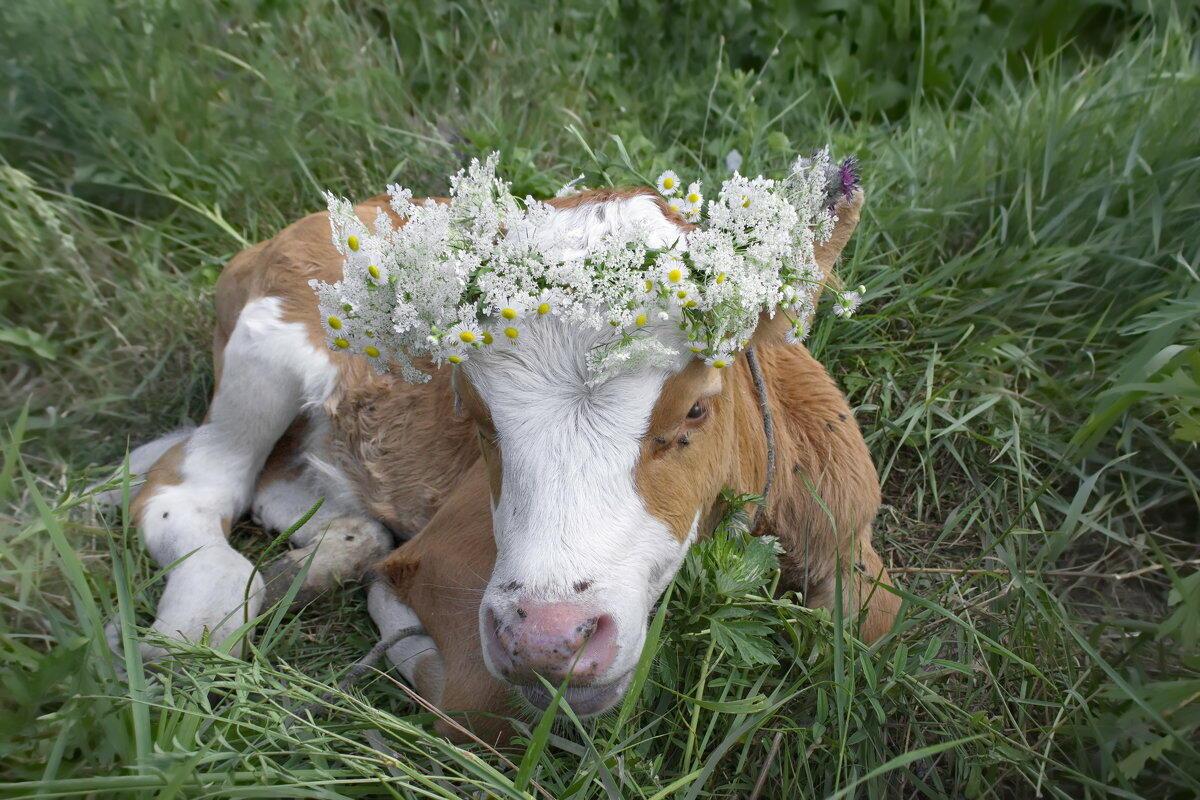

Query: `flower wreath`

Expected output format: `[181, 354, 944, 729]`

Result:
[311, 148, 862, 383]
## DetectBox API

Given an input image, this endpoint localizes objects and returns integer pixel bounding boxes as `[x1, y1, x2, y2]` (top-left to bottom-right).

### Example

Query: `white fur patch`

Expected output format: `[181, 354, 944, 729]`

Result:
[531, 192, 687, 257]
[133, 297, 339, 655]
[465, 196, 697, 685]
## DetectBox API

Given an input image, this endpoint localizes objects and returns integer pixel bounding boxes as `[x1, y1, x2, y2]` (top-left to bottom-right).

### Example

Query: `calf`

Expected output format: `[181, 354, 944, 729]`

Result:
[109, 183, 898, 729]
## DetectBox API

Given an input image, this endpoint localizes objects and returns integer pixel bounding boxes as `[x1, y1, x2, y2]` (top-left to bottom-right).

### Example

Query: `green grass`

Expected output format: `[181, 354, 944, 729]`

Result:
[2, 1, 1199, 797]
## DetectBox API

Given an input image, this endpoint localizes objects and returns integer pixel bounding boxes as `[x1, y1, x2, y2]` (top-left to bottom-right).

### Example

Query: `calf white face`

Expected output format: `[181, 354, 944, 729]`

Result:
[462, 320, 711, 712]
[456, 195, 720, 714]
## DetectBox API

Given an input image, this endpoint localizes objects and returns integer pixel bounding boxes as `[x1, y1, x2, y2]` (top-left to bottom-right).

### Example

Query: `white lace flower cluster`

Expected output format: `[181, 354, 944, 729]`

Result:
[311, 148, 861, 383]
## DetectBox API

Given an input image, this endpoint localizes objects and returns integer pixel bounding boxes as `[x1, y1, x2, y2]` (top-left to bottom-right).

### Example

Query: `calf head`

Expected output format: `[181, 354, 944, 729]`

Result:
[448, 188, 865, 715]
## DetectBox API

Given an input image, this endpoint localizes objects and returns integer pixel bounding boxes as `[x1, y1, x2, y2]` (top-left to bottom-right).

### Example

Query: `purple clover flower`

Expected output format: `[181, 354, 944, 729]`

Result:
[836, 156, 859, 201]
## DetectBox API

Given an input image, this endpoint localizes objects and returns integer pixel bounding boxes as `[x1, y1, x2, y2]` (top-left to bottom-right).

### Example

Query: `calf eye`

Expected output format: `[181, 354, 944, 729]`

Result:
[686, 402, 705, 420]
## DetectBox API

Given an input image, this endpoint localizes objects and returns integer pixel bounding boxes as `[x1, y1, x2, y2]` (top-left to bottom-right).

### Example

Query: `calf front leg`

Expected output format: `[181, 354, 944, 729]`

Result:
[122, 297, 338, 660]
[126, 440, 267, 659]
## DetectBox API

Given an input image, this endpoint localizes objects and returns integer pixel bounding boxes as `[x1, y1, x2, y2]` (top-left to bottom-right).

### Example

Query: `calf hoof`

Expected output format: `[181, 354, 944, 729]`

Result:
[259, 553, 314, 609]
[106, 547, 266, 674]
[260, 517, 394, 609]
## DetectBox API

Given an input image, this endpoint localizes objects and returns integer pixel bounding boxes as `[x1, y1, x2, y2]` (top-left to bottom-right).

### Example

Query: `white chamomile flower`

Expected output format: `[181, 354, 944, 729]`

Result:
[324, 309, 347, 334]
[659, 255, 688, 285]
[832, 289, 863, 318]
[446, 320, 484, 347]
[491, 298, 528, 322]
[670, 280, 699, 308]
[656, 170, 681, 196]
[705, 351, 734, 369]
[533, 288, 555, 317]
[784, 320, 809, 345]
[365, 262, 386, 284]
[664, 196, 684, 215]
[684, 182, 703, 209]
[499, 321, 524, 344]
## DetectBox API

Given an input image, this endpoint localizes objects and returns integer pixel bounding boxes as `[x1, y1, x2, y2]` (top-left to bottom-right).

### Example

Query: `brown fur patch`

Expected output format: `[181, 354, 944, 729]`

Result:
[130, 440, 187, 525]
[636, 360, 732, 542]
[377, 551, 422, 605]
[324, 364, 478, 537]
[376, 462, 514, 744]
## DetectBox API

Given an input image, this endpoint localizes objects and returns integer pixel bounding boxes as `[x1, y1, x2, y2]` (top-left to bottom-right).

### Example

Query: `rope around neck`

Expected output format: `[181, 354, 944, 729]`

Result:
[744, 346, 777, 534]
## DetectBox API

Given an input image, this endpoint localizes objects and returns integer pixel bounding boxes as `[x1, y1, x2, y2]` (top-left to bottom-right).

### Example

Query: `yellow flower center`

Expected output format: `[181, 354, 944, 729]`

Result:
[644, 279, 654, 292]
[333, 337, 350, 349]
[501, 307, 518, 320]
[635, 313, 647, 327]
[537, 302, 551, 315]
[364, 345, 380, 358]
[447, 354, 463, 364]
[687, 192, 701, 203]
[458, 331, 476, 344]
[504, 326, 520, 339]
[676, 289, 688, 299]
[347, 235, 360, 251]
[367, 264, 380, 279]
[482, 331, 494, 345]
[327, 316, 343, 330]
[663, 177, 675, 189]
[667, 268, 682, 283]
[690, 345, 704, 353]
[741, 197, 751, 208]
[715, 272, 727, 285]
[685, 299, 697, 308]
[711, 359, 727, 369]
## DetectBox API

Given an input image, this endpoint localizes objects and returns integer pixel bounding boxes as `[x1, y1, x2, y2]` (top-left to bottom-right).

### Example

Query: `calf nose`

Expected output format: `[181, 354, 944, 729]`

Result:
[484, 602, 618, 685]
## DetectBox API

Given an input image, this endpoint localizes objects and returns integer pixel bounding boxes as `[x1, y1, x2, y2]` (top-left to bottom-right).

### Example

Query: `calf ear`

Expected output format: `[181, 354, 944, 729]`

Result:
[375, 547, 421, 603]
[815, 188, 864, 278]
[751, 188, 865, 346]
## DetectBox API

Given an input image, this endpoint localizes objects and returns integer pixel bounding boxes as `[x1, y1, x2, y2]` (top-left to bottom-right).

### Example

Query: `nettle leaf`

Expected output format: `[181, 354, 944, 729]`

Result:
[709, 607, 779, 666]
[1116, 734, 1175, 781]
[713, 533, 782, 597]
[1159, 571, 1200, 650]
[0, 326, 58, 361]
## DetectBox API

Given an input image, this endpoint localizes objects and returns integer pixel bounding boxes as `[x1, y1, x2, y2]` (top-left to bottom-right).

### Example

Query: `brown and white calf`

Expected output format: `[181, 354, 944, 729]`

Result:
[110, 183, 899, 730]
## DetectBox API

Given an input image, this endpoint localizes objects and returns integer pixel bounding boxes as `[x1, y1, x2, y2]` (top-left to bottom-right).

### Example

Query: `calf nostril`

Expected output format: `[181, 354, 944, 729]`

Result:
[575, 616, 598, 640]
[516, 606, 527, 620]
[572, 614, 617, 679]
[483, 605, 518, 678]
